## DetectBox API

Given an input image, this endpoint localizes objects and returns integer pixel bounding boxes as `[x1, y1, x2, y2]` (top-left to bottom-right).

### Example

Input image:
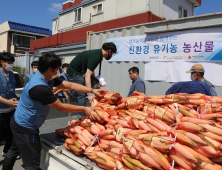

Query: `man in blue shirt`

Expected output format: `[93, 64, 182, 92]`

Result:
[2, 53, 106, 170]
[58, 63, 71, 99]
[24, 61, 38, 86]
[0, 52, 18, 159]
[186, 64, 217, 96]
[127, 67, 146, 97]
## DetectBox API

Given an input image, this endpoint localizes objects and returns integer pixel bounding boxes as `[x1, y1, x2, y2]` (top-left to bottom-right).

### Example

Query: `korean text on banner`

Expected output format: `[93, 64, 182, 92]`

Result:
[107, 27, 222, 62]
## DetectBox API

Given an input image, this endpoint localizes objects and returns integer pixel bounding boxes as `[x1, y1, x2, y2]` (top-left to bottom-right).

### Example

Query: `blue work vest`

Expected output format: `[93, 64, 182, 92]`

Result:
[58, 73, 71, 97]
[0, 69, 16, 109]
[14, 71, 53, 129]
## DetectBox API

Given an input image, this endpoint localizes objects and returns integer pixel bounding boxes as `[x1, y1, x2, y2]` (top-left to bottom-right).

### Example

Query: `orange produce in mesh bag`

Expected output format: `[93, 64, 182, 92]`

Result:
[80, 119, 101, 135]
[93, 91, 107, 102]
[187, 99, 207, 105]
[124, 130, 147, 138]
[91, 109, 110, 123]
[139, 142, 172, 170]
[91, 98, 99, 107]
[146, 95, 165, 99]
[97, 103, 118, 116]
[177, 122, 205, 133]
[132, 91, 146, 96]
[125, 98, 144, 110]
[199, 103, 222, 114]
[90, 151, 117, 169]
[117, 96, 144, 110]
[147, 98, 165, 104]
[153, 106, 175, 123]
[84, 146, 102, 159]
[69, 126, 95, 146]
[55, 119, 80, 138]
[122, 154, 152, 170]
[65, 138, 85, 155]
[57, 91, 222, 169]
[165, 93, 207, 104]
[141, 134, 174, 153]
[104, 92, 122, 105]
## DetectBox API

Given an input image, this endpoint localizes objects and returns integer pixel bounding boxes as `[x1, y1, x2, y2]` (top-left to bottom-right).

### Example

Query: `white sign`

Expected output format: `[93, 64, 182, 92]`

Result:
[145, 61, 222, 87]
[107, 27, 222, 62]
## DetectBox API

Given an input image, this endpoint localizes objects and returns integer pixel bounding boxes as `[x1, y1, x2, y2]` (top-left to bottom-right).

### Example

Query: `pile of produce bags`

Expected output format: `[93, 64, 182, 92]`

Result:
[56, 91, 222, 170]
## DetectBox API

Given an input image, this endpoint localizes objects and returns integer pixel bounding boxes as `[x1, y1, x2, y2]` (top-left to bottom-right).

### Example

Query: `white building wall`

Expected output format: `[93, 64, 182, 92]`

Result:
[59, 14, 66, 30]
[0, 32, 8, 52]
[56, 0, 149, 32]
[116, 0, 131, 19]
[163, 0, 193, 20]
[90, 0, 148, 25]
[0, 22, 10, 51]
[52, 19, 58, 35]
[103, 0, 117, 22]
[82, 3, 93, 23]
[131, 0, 148, 15]
[65, 11, 74, 28]
[90, 0, 104, 25]
[0, 22, 10, 33]
[59, 10, 74, 30]
[54, 0, 196, 33]
[64, 54, 76, 63]
[149, 0, 163, 18]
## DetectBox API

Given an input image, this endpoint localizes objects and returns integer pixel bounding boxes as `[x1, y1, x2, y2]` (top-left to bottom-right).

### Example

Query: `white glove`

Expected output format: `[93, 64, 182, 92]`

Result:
[96, 76, 106, 87]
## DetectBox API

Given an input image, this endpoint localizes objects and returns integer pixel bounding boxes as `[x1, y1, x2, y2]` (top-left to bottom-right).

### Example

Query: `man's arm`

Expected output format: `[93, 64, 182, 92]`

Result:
[30, 85, 92, 119]
[134, 81, 145, 94]
[0, 96, 18, 107]
[63, 91, 69, 98]
[55, 78, 106, 97]
[85, 69, 96, 103]
[85, 69, 94, 89]
[56, 77, 69, 98]
[48, 99, 93, 118]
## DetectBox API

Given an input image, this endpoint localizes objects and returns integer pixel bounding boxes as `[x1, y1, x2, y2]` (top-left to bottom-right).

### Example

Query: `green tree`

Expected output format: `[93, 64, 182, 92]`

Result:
[13, 66, 26, 84]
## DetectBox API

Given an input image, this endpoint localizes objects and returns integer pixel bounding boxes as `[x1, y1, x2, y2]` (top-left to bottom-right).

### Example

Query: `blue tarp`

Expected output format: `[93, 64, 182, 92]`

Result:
[166, 81, 212, 96]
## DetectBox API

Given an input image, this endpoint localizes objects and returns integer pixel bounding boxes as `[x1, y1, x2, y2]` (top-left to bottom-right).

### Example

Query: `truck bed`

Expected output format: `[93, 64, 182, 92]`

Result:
[40, 116, 102, 170]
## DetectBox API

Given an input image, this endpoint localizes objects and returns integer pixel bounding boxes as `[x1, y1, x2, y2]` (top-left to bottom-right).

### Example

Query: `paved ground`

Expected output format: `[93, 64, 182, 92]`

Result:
[0, 139, 23, 170]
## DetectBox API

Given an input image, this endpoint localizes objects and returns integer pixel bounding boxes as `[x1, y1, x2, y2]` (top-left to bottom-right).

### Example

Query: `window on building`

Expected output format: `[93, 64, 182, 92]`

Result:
[178, 6, 182, 18]
[92, 3, 103, 15]
[77, 8, 81, 21]
[178, 6, 188, 18]
[12, 34, 35, 48]
[74, 7, 82, 22]
[183, 9, 188, 17]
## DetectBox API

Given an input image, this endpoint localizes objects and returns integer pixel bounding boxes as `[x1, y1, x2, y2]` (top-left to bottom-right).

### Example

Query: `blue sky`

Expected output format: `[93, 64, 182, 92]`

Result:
[194, 0, 222, 16]
[0, 0, 221, 31]
[0, 0, 64, 30]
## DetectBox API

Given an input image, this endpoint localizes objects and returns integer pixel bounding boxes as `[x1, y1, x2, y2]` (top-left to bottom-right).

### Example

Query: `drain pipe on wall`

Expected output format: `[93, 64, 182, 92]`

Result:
[57, 15, 60, 33]
[147, 0, 150, 11]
